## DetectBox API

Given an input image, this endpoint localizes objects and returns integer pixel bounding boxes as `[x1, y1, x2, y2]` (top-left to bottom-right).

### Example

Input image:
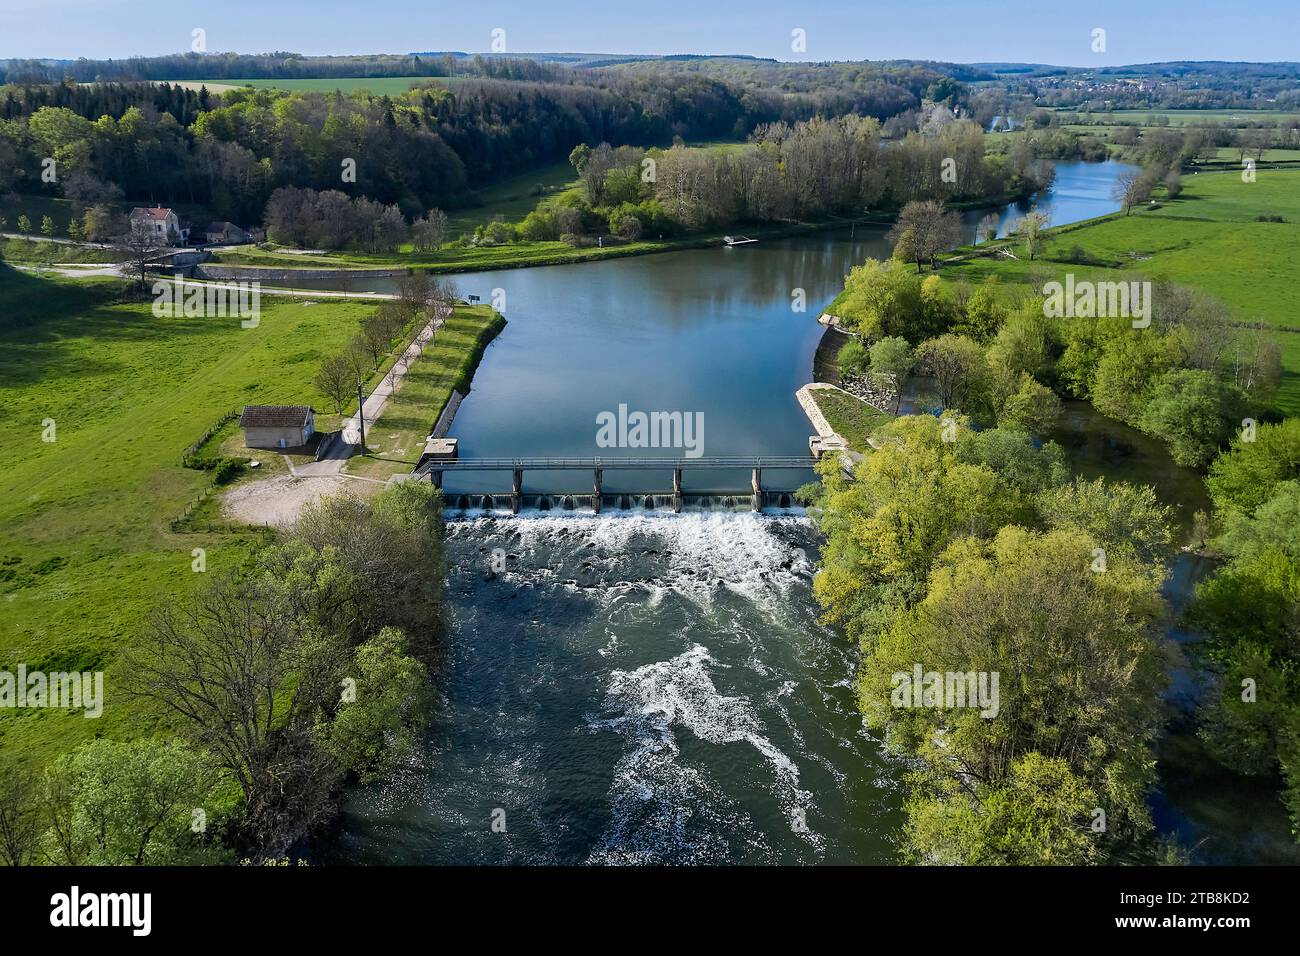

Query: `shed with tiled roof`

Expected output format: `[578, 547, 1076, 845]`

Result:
[239, 405, 316, 449]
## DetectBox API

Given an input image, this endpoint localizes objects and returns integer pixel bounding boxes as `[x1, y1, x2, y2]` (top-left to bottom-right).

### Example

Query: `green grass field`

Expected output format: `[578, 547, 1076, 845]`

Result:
[444, 160, 580, 238]
[937, 168, 1300, 412]
[811, 388, 893, 452]
[1, 238, 118, 264]
[0, 268, 468, 767]
[1062, 108, 1300, 126]
[211, 213, 862, 275]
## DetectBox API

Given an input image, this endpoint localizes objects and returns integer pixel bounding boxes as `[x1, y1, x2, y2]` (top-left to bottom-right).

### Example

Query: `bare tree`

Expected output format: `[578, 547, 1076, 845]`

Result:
[1230, 325, 1283, 397]
[128, 575, 346, 856]
[0, 762, 42, 866]
[1112, 169, 1151, 215]
[411, 208, 449, 252]
[917, 334, 986, 410]
[361, 314, 395, 367]
[1013, 210, 1051, 260]
[977, 212, 1001, 243]
[397, 270, 432, 314]
[117, 227, 167, 290]
[346, 335, 372, 378]
[314, 354, 356, 415]
[887, 200, 963, 272]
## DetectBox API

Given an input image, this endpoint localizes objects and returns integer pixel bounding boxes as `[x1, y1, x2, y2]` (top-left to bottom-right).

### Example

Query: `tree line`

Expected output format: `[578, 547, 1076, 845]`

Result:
[466, 116, 1052, 250]
[1, 68, 902, 228]
[1189, 420, 1300, 836]
[833, 255, 1282, 469]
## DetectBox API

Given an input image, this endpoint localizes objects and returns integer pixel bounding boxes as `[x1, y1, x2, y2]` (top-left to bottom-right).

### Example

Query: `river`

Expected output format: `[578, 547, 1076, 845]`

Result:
[315, 161, 1298, 865]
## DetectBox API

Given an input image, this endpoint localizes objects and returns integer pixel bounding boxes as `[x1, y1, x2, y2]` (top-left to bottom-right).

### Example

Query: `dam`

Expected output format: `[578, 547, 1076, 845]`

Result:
[413, 456, 816, 514]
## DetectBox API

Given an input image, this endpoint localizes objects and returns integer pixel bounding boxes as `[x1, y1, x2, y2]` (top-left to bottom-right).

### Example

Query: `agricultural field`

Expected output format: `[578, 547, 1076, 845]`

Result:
[0, 267, 417, 767]
[1075, 108, 1300, 126]
[941, 167, 1300, 412]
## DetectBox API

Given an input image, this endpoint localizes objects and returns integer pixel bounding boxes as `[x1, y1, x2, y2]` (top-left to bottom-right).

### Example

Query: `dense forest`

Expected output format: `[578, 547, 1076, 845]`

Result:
[0, 72, 852, 225]
[0, 55, 962, 231]
[1, 51, 1296, 245]
[0, 51, 571, 85]
[444, 115, 1051, 253]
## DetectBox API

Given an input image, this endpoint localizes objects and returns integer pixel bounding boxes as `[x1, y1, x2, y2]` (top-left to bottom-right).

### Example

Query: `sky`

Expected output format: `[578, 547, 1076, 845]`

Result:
[2, 0, 1296, 66]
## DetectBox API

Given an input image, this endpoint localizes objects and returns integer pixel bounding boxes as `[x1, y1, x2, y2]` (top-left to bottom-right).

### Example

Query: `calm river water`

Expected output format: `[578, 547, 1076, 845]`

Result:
[317, 161, 1297, 864]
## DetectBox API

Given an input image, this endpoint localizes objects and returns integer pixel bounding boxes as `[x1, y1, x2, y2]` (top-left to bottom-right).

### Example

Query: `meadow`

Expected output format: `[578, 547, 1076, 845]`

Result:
[444, 160, 580, 238]
[0, 267, 474, 767]
[1077, 108, 1300, 126]
[940, 168, 1300, 412]
[810, 388, 893, 452]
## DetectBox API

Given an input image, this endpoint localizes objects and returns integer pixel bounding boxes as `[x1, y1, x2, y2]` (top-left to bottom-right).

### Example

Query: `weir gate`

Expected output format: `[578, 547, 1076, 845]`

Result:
[411, 456, 817, 514]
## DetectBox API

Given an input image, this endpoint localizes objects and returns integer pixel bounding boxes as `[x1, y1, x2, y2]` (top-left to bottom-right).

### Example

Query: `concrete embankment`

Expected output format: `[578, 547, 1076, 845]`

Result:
[431, 390, 465, 439]
[812, 319, 854, 387]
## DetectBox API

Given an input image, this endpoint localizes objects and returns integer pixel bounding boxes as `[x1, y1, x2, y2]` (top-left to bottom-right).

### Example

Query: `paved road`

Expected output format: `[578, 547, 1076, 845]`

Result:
[1, 231, 122, 249]
[14, 263, 122, 277]
[289, 306, 449, 477]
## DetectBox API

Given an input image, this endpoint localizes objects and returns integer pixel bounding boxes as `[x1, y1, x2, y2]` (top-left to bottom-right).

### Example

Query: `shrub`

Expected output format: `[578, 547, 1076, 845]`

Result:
[837, 339, 871, 375]
[213, 458, 244, 485]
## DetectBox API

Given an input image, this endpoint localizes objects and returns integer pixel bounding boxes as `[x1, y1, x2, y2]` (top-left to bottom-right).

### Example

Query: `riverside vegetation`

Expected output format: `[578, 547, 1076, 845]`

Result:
[809, 151, 1298, 860]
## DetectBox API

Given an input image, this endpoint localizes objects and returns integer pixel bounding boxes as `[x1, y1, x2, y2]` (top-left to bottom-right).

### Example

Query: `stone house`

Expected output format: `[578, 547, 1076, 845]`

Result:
[239, 405, 316, 449]
[203, 221, 251, 245]
[129, 206, 188, 244]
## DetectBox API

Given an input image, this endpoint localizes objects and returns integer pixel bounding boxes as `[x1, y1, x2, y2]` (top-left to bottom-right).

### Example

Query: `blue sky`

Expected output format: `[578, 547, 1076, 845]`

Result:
[2, 0, 1296, 65]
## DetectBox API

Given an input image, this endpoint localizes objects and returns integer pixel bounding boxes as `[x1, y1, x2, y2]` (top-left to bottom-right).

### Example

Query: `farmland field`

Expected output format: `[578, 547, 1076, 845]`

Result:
[1062, 108, 1300, 125]
[940, 168, 1300, 412]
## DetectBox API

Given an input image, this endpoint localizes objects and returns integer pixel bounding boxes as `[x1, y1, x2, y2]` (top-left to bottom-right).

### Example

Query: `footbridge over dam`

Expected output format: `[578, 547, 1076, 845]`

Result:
[412, 456, 818, 514]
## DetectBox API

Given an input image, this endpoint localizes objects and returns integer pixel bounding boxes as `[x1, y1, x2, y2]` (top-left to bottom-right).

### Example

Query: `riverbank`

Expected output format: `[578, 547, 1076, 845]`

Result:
[343, 307, 506, 481]
[207, 215, 890, 277]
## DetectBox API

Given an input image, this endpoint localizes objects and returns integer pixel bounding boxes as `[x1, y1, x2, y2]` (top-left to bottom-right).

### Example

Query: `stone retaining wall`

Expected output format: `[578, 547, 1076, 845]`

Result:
[197, 264, 407, 282]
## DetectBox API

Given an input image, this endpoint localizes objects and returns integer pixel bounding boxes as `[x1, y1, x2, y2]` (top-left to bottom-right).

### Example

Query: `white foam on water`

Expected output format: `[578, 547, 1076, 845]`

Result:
[449, 511, 818, 618]
[587, 644, 823, 863]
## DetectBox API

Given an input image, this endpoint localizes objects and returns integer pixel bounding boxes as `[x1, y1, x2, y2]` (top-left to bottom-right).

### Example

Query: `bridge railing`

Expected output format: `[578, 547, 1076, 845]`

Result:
[415, 456, 815, 474]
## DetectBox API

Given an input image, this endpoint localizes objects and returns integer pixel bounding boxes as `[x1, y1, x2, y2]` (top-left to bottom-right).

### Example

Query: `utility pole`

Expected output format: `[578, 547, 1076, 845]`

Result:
[356, 380, 367, 454]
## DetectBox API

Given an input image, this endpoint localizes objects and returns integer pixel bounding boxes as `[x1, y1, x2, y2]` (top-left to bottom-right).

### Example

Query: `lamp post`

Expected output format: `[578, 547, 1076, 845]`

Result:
[356, 380, 367, 454]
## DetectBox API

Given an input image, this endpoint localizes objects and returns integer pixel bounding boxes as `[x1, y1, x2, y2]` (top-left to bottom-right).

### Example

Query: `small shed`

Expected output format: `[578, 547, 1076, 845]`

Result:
[239, 405, 316, 449]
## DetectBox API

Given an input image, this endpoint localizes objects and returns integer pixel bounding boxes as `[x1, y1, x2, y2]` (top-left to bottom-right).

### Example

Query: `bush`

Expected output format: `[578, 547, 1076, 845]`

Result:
[519, 209, 559, 241]
[213, 458, 245, 485]
[482, 220, 516, 245]
[837, 339, 871, 375]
